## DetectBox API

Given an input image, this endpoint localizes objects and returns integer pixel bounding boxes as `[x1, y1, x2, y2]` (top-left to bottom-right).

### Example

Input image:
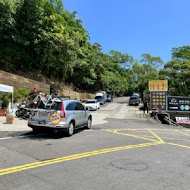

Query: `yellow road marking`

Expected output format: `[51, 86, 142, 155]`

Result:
[167, 142, 190, 149]
[106, 129, 190, 142]
[0, 141, 163, 176]
[105, 129, 158, 142]
[106, 129, 190, 150]
[175, 130, 190, 137]
[1, 128, 190, 176]
[148, 130, 164, 143]
[134, 134, 190, 142]
[106, 128, 172, 131]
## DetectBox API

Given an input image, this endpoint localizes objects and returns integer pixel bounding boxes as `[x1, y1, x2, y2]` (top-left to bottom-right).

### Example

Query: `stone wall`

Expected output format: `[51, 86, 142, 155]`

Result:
[62, 89, 95, 100]
[0, 70, 50, 92]
[0, 70, 95, 100]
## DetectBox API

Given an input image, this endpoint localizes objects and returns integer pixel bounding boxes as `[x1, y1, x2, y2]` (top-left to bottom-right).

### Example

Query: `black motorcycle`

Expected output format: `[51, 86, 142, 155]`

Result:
[15, 103, 31, 119]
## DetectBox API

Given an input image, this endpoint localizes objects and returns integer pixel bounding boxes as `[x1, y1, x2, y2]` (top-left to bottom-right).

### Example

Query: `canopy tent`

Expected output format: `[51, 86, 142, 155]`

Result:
[0, 84, 14, 109]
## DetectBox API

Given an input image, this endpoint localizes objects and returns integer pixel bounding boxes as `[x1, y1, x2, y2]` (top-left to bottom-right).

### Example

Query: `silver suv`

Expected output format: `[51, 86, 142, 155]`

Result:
[28, 99, 92, 136]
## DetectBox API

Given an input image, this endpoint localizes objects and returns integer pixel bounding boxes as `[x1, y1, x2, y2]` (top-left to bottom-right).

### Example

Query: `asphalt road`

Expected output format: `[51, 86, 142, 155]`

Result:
[1, 97, 190, 190]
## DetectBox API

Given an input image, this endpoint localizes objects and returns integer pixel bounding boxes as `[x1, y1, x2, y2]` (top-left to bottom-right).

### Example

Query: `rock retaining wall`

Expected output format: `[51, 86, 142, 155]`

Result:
[0, 70, 95, 100]
[0, 70, 50, 92]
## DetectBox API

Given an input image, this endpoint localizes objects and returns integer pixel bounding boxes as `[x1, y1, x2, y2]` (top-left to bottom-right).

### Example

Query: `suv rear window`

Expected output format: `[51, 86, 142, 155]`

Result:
[51, 102, 63, 110]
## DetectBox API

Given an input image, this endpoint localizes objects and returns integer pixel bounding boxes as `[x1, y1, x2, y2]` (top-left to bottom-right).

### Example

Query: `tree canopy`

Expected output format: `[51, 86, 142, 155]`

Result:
[160, 46, 190, 96]
[0, 0, 189, 97]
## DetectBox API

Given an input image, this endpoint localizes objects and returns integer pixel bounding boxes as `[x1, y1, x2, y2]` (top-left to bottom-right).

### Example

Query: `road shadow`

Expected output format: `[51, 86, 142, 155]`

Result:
[116, 101, 128, 104]
[139, 106, 144, 110]
[19, 128, 85, 140]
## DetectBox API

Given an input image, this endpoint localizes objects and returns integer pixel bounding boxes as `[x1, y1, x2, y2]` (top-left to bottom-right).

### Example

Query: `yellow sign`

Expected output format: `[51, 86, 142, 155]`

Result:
[149, 80, 168, 91]
[49, 113, 61, 125]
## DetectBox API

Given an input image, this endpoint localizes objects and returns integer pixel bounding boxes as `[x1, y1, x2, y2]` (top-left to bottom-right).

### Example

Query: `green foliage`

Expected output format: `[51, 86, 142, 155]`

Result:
[0, 0, 138, 95]
[133, 56, 159, 96]
[2, 98, 9, 109]
[1, 0, 187, 97]
[13, 88, 30, 101]
[159, 59, 190, 96]
[172, 46, 190, 60]
[141, 53, 164, 68]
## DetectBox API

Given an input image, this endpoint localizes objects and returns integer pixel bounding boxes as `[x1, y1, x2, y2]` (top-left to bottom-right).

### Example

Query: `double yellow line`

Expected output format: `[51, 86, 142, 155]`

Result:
[0, 141, 163, 176]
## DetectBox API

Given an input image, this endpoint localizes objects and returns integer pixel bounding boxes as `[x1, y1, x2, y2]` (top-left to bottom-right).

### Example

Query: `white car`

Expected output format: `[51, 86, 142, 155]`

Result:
[84, 99, 100, 111]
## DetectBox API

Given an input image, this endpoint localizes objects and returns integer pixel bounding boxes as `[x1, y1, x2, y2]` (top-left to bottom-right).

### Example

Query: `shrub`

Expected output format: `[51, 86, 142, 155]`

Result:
[2, 98, 9, 109]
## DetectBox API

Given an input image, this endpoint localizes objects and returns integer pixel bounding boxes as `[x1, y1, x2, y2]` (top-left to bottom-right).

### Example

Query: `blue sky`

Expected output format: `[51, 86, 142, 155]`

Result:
[62, 0, 190, 64]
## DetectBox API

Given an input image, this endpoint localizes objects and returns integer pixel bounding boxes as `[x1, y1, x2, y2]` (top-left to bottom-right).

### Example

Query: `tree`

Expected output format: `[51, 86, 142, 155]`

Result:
[0, 0, 138, 96]
[109, 50, 133, 69]
[133, 58, 159, 96]
[159, 46, 190, 96]
[159, 59, 190, 96]
[172, 46, 190, 60]
[141, 53, 164, 68]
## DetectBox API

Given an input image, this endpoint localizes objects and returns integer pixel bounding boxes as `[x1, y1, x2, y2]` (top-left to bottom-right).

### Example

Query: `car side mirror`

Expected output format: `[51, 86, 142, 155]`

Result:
[86, 107, 89, 111]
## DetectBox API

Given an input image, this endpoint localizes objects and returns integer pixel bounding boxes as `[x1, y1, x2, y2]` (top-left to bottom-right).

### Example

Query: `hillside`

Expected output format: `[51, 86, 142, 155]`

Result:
[1, 0, 190, 97]
[0, 70, 94, 100]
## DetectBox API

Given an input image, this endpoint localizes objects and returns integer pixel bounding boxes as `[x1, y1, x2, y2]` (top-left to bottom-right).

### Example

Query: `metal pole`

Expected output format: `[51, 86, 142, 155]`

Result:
[12, 91, 13, 112]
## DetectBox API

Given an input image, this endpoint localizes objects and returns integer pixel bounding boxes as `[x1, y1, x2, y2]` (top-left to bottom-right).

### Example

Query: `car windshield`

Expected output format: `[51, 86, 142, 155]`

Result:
[130, 97, 138, 100]
[86, 101, 96, 104]
[95, 96, 103, 99]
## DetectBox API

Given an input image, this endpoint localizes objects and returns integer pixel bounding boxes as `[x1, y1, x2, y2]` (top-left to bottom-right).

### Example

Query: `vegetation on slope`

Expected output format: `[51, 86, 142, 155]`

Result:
[0, 0, 189, 96]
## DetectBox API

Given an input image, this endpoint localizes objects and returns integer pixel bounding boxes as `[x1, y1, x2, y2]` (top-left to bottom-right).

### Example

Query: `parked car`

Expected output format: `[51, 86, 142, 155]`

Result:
[129, 96, 140, 106]
[84, 99, 100, 110]
[107, 94, 113, 102]
[95, 96, 106, 105]
[95, 91, 107, 102]
[132, 93, 140, 98]
[81, 99, 89, 104]
[28, 99, 92, 136]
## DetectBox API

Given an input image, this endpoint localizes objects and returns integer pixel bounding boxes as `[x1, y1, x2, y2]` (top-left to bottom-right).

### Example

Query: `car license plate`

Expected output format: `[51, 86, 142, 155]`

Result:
[38, 112, 49, 120]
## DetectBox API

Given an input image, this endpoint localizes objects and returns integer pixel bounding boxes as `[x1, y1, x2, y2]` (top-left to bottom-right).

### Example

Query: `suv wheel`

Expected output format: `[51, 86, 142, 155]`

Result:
[86, 117, 92, 129]
[67, 121, 74, 136]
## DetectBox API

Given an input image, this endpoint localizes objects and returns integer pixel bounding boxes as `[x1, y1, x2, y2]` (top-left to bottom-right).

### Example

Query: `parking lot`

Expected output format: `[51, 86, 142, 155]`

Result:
[1, 97, 190, 190]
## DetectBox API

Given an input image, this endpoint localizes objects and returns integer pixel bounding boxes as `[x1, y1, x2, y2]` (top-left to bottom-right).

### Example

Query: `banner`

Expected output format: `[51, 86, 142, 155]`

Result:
[167, 96, 190, 112]
[150, 91, 167, 110]
[149, 80, 168, 91]
[176, 117, 190, 124]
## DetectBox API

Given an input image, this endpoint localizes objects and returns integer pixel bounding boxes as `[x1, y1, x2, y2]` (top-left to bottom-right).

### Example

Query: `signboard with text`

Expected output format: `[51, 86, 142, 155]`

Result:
[150, 91, 167, 110]
[176, 117, 190, 124]
[149, 80, 168, 91]
[167, 96, 190, 112]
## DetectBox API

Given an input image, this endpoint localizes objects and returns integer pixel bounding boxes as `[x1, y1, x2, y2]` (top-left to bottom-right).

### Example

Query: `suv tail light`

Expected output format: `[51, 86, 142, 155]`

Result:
[58, 103, 66, 118]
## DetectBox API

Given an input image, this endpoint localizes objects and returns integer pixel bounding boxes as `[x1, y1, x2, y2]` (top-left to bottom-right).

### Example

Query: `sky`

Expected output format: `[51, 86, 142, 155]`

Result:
[62, 0, 190, 64]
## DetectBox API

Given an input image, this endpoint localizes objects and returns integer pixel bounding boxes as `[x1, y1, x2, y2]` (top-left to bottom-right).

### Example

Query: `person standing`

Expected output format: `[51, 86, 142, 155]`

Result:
[144, 99, 148, 114]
